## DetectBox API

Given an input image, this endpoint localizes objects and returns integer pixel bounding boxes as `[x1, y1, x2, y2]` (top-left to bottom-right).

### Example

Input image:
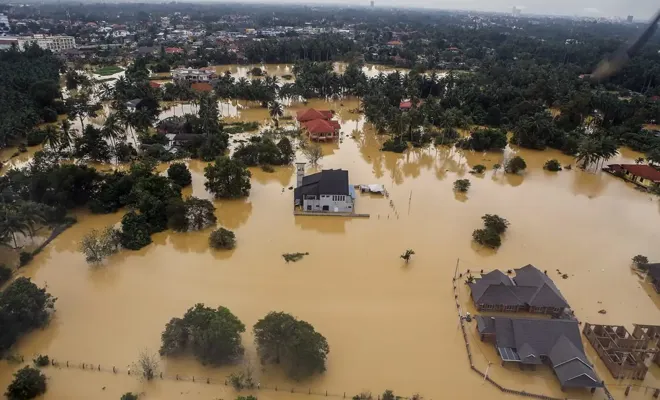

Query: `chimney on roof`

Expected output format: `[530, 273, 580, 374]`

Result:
[295, 162, 305, 187]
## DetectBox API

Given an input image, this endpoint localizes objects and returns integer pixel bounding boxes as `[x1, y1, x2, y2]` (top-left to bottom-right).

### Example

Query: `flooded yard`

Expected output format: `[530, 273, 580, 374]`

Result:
[1, 95, 660, 400]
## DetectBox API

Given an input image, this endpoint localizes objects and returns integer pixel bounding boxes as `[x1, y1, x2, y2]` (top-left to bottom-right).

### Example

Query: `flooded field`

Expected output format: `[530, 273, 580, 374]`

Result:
[1, 95, 660, 400]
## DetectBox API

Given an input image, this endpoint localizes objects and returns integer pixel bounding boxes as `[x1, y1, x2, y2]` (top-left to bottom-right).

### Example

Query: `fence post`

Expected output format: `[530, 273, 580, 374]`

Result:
[98, 365, 100, 371]
[113, 367, 116, 373]
[325, 390, 328, 396]
[160, 372, 163, 379]
[275, 386, 278, 391]
[309, 389, 311, 394]
[82, 363, 85, 369]
[291, 388, 294, 393]
[207, 378, 210, 384]
[625, 386, 630, 396]
[176, 374, 179, 381]
[66, 361, 69, 367]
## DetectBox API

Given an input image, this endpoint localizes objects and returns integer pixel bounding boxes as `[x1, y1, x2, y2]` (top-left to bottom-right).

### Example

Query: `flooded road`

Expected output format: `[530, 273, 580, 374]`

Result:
[1, 97, 660, 400]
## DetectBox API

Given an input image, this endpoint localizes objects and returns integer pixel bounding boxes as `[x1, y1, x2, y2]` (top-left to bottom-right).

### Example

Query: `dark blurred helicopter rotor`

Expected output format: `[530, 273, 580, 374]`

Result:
[591, 11, 660, 81]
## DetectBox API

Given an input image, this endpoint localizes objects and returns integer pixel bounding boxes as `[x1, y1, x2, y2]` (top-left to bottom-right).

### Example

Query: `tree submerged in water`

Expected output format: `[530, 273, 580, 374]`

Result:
[282, 252, 309, 262]
[400, 249, 415, 263]
[632, 254, 649, 269]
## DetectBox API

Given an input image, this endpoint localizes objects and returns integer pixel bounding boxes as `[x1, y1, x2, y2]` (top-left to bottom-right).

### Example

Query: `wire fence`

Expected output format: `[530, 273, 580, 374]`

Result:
[451, 259, 615, 400]
[32, 357, 417, 400]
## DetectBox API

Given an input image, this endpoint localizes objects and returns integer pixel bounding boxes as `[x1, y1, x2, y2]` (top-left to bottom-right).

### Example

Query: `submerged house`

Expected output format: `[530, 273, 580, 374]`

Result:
[296, 108, 340, 141]
[646, 263, 660, 293]
[604, 164, 660, 189]
[469, 265, 569, 315]
[476, 316, 603, 392]
[294, 168, 355, 213]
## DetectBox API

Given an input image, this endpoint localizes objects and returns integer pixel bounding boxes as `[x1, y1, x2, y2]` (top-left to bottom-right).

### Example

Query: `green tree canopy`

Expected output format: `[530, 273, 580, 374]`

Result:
[160, 303, 245, 365]
[0, 277, 55, 355]
[4, 366, 47, 400]
[253, 312, 329, 379]
[204, 157, 251, 199]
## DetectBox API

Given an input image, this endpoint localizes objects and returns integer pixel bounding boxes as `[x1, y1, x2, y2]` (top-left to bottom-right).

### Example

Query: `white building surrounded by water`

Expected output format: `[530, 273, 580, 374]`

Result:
[294, 164, 355, 213]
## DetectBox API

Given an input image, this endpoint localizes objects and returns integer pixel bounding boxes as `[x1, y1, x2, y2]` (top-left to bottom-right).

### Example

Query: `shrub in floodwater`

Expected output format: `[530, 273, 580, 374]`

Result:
[453, 179, 471, 193]
[481, 214, 509, 235]
[471, 164, 486, 174]
[400, 249, 415, 263]
[543, 159, 562, 171]
[282, 252, 309, 262]
[32, 355, 49, 367]
[19, 252, 33, 267]
[382, 390, 396, 400]
[473, 228, 502, 248]
[381, 138, 407, 153]
[120, 393, 139, 400]
[505, 156, 527, 174]
[209, 228, 236, 250]
[79, 227, 120, 264]
[4, 366, 47, 400]
[632, 255, 649, 268]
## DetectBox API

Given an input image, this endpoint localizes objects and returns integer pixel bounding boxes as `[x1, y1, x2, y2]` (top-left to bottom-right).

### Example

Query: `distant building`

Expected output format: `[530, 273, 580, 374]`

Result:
[468, 265, 569, 315]
[9, 35, 76, 52]
[191, 82, 213, 93]
[164, 47, 184, 54]
[294, 168, 356, 213]
[512, 6, 521, 17]
[477, 316, 602, 391]
[171, 67, 216, 83]
[627, 15, 634, 23]
[0, 13, 9, 36]
[370, 0, 374, 6]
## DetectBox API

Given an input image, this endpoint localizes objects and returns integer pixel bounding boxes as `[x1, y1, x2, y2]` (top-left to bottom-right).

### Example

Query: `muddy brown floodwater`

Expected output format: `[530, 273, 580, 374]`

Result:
[1, 95, 660, 400]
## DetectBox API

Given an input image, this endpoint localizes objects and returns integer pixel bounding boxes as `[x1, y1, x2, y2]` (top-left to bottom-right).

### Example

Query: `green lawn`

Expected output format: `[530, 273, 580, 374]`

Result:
[95, 66, 124, 76]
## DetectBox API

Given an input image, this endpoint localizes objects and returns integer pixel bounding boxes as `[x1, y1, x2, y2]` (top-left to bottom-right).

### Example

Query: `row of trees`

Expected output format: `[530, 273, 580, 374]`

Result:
[160, 306, 329, 379]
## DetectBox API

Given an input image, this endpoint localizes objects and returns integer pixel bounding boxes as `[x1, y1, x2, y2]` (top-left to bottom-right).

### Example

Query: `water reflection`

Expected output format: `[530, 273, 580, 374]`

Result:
[251, 165, 293, 186]
[215, 198, 253, 229]
[294, 216, 348, 234]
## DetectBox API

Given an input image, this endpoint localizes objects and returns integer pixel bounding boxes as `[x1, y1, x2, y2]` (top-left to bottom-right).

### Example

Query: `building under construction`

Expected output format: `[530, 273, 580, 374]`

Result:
[583, 323, 660, 380]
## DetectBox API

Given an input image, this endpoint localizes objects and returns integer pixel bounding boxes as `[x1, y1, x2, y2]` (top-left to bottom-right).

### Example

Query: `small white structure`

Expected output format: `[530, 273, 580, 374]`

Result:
[171, 67, 216, 83]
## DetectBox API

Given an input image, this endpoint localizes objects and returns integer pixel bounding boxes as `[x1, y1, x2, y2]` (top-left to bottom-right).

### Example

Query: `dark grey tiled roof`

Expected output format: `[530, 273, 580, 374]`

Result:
[647, 263, 660, 281]
[294, 169, 349, 201]
[474, 316, 601, 389]
[469, 265, 569, 309]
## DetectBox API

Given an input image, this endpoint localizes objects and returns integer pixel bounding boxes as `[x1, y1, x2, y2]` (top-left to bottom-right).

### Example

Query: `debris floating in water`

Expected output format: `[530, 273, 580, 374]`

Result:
[282, 252, 309, 263]
[598, 309, 607, 314]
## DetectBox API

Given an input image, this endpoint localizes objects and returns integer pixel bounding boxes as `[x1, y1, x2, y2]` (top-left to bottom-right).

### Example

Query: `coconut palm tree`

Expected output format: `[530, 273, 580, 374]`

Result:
[0, 205, 32, 248]
[42, 125, 60, 151]
[268, 101, 284, 128]
[102, 112, 124, 158]
[59, 120, 74, 153]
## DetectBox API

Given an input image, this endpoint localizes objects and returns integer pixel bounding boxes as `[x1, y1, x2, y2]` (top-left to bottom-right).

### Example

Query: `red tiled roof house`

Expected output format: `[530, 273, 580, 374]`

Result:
[296, 108, 340, 141]
[605, 164, 660, 189]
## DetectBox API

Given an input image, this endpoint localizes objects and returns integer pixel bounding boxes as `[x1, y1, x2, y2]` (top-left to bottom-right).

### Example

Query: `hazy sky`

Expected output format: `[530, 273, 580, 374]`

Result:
[240, 0, 656, 19]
